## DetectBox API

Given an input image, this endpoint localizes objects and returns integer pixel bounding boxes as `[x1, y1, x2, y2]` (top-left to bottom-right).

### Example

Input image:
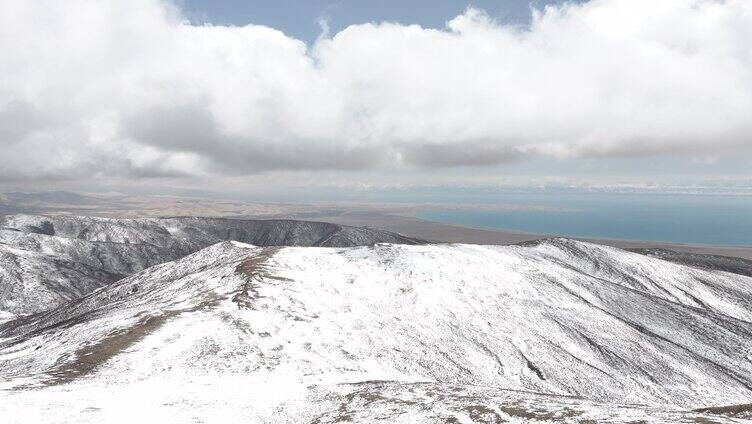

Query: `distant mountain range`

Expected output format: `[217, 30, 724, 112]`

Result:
[0, 214, 425, 317]
[1, 215, 751, 423]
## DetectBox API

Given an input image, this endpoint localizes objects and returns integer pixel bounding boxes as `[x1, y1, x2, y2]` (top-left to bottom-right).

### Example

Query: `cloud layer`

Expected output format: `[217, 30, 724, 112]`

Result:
[0, 0, 750, 181]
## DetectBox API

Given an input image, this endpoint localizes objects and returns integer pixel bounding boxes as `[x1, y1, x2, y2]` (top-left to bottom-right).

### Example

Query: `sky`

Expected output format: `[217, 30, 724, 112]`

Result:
[179, 0, 580, 43]
[0, 0, 751, 200]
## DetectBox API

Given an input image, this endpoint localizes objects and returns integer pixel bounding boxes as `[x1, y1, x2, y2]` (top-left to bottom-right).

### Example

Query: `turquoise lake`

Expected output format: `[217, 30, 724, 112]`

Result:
[415, 193, 752, 246]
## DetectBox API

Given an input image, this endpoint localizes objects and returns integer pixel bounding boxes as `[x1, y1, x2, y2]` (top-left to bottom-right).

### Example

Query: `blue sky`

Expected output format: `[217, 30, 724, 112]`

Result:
[180, 0, 577, 43]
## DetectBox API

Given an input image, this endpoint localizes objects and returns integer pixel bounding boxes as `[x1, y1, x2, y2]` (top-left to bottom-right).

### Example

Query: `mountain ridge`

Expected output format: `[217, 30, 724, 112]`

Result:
[0, 214, 426, 317]
[2, 239, 752, 423]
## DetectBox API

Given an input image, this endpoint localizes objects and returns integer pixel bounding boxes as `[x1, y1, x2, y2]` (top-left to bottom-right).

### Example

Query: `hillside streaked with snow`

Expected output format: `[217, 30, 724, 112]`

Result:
[2, 239, 752, 422]
[0, 214, 425, 317]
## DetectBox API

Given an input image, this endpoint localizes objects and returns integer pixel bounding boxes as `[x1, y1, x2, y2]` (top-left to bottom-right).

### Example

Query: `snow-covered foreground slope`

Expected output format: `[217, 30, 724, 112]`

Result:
[0, 214, 425, 317]
[1, 239, 752, 423]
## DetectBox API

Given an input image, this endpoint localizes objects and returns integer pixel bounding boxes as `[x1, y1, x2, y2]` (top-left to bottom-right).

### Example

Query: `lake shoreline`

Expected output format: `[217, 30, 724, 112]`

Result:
[315, 211, 752, 260]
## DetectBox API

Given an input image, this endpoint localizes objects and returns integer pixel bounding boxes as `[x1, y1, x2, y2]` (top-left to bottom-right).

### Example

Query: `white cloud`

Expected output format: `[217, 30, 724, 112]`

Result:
[0, 0, 750, 181]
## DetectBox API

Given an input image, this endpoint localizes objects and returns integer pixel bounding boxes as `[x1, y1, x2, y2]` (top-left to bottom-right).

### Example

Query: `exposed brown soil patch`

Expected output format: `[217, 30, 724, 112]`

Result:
[232, 247, 280, 309]
[694, 403, 752, 418]
[42, 297, 223, 387]
[45, 312, 175, 386]
[462, 405, 505, 423]
[42, 248, 281, 386]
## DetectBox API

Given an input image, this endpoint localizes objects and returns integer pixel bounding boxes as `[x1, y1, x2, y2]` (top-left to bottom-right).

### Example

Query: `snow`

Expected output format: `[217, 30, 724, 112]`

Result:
[0, 214, 425, 315]
[0, 310, 14, 324]
[2, 239, 752, 422]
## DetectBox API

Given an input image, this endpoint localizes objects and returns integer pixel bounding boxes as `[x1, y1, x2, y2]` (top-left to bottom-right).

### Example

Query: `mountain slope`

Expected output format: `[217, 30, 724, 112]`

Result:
[629, 247, 752, 278]
[0, 214, 426, 247]
[0, 214, 425, 317]
[2, 239, 752, 423]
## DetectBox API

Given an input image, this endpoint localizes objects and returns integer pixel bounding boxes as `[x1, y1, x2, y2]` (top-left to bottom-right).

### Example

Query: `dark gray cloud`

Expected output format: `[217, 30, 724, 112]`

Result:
[397, 142, 527, 168]
[0, 98, 47, 146]
[125, 101, 387, 174]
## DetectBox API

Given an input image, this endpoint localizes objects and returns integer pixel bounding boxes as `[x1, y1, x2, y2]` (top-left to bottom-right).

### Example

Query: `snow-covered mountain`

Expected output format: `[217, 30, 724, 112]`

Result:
[0, 214, 426, 247]
[0, 214, 425, 317]
[1, 238, 751, 423]
[629, 247, 752, 278]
